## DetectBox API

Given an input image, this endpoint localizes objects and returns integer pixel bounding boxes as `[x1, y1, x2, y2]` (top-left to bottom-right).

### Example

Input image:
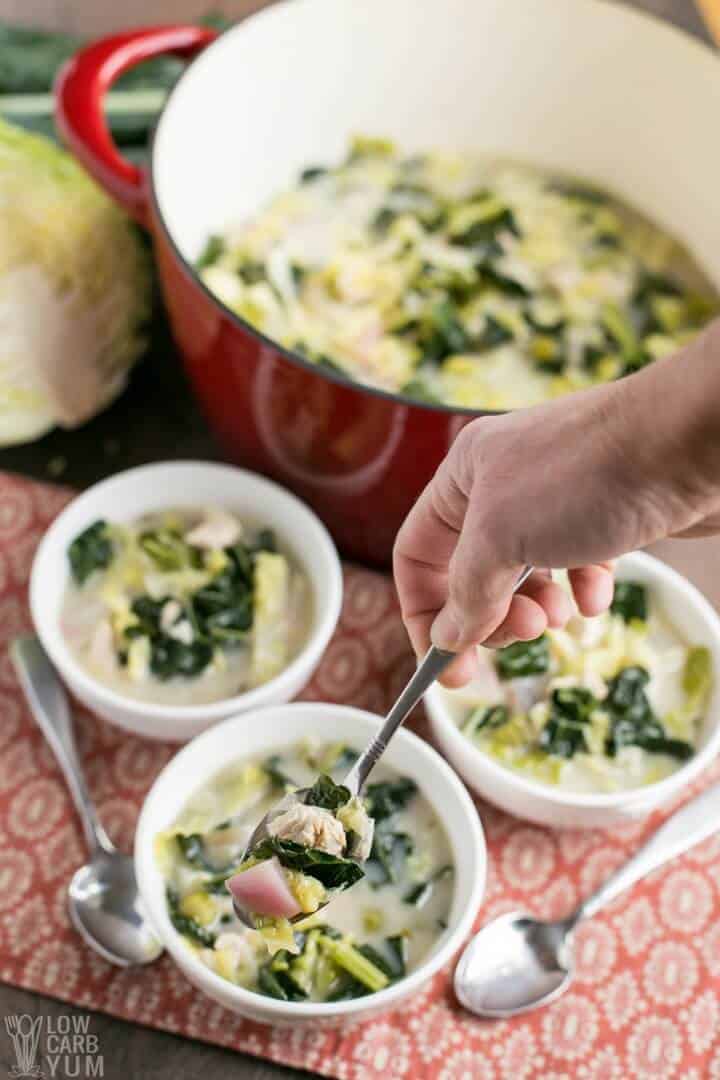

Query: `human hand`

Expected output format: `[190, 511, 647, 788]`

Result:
[394, 325, 720, 686]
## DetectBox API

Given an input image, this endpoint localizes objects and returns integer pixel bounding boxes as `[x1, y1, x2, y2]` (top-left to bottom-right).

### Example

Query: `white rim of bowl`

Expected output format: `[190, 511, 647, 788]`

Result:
[134, 702, 486, 1018]
[30, 461, 343, 721]
[427, 552, 720, 808]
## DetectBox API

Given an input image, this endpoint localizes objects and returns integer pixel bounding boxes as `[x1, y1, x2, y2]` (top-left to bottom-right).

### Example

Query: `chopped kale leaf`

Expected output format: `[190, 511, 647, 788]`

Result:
[250, 837, 364, 890]
[496, 635, 550, 679]
[68, 520, 113, 585]
[364, 778, 417, 822]
[166, 887, 216, 947]
[610, 581, 648, 623]
[305, 774, 351, 812]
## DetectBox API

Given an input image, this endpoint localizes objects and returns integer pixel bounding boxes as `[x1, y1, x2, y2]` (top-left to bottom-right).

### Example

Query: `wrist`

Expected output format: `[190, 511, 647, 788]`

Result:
[608, 319, 720, 535]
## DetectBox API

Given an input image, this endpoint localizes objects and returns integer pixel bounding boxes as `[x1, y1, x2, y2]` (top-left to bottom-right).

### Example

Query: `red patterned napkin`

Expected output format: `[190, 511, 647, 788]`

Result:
[2, 470, 720, 1080]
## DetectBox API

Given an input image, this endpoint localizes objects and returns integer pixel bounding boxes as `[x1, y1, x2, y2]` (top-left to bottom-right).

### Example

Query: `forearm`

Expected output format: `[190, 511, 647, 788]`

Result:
[606, 318, 720, 541]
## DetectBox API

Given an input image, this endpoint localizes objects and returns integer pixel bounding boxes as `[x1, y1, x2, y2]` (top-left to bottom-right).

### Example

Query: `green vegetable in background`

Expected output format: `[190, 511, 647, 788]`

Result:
[118, 528, 277, 679]
[364, 777, 417, 822]
[463, 704, 510, 738]
[529, 334, 566, 375]
[610, 581, 648, 623]
[550, 687, 597, 726]
[683, 646, 712, 698]
[538, 687, 597, 760]
[496, 635, 550, 679]
[398, 377, 443, 405]
[175, 833, 223, 873]
[403, 864, 453, 907]
[476, 314, 514, 350]
[548, 179, 607, 204]
[150, 637, 213, 681]
[0, 16, 230, 145]
[539, 716, 589, 759]
[420, 300, 472, 364]
[166, 886, 216, 948]
[604, 666, 693, 760]
[68, 520, 113, 584]
[365, 829, 413, 887]
[139, 528, 200, 571]
[263, 755, 298, 791]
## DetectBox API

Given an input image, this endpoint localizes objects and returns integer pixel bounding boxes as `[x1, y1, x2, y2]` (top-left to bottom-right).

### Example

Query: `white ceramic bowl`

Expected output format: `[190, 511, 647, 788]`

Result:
[426, 553, 720, 829]
[134, 702, 485, 1025]
[30, 462, 342, 740]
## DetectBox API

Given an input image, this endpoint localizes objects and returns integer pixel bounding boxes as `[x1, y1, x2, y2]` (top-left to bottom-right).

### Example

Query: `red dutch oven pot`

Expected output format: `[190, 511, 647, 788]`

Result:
[55, 0, 720, 566]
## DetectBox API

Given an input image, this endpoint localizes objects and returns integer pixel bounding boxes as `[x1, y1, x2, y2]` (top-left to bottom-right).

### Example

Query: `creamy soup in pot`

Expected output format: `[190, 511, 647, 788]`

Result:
[155, 740, 454, 1002]
[61, 508, 311, 705]
[444, 577, 712, 793]
[198, 137, 717, 410]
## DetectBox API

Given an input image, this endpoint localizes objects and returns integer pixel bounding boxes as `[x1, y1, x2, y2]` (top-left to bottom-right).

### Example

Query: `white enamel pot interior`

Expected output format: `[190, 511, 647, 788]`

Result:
[153, 0, 720, 294]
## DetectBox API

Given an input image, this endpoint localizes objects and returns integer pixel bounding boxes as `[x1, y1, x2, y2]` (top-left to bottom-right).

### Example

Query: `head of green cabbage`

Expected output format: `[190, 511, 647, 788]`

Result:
[0, 117, 152, 446]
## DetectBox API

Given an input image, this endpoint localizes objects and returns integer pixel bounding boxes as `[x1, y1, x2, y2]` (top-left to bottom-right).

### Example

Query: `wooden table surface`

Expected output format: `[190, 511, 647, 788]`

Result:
[0, 2, 717, 1078]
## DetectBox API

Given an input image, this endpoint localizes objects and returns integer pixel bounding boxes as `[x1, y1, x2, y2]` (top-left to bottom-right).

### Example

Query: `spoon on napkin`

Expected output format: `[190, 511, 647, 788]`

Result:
[455, 778, 720, 1017]
[12, 637, 163, 967]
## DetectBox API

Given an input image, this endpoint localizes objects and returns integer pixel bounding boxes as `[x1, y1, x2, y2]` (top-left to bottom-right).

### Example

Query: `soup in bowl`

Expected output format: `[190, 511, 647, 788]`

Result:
[156, 738, 454, 1001]
[30, 462, 342, 740]
[426, 553, 720, 828]
[134, 703, 485, 1024]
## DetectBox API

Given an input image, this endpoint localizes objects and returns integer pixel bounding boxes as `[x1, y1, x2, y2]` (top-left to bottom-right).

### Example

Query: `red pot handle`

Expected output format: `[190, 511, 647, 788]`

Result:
[55, 25, 217, 227]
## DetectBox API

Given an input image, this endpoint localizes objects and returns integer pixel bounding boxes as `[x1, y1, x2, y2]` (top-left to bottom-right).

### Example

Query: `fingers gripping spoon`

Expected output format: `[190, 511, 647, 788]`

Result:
[231, 566, 534, 928]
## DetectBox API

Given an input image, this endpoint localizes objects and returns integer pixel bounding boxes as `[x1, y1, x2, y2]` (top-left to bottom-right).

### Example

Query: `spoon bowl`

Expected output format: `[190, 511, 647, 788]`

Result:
[455, 777, 720, 1017]
[231, 786, 316, 928]
[454, 912, 574, 1017]
[69, 852, 163, 966]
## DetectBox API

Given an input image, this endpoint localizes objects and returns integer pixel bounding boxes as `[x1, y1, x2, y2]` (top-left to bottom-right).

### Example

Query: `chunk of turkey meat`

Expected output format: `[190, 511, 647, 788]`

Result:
[267, 803, 346, 856]
[185, 510, 242, 549]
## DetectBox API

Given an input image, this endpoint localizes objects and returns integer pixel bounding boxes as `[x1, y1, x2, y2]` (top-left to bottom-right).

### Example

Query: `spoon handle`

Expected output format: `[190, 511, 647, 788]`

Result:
[343, 565, 535, 795]
[343, 644, 455, 794]
[578, 781, 720, 921]
[11, 637, 115, 856]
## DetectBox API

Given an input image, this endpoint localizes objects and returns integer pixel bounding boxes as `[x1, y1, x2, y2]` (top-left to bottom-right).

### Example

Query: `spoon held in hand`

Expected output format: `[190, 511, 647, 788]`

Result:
[232, 566, 534, 928]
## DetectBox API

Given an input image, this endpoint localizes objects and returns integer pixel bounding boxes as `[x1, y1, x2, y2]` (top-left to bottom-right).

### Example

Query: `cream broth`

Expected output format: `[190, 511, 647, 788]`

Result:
[61, 508, 312, 705]
[445, 578, 711, 793]
[156, 740, 454, 1002]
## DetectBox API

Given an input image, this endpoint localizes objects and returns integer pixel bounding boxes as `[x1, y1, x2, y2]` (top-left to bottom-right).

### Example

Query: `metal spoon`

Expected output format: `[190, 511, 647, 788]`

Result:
[12, 638, 163, 967]
[455, 778, 720, 1017]
[232, 565, 534, 928]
